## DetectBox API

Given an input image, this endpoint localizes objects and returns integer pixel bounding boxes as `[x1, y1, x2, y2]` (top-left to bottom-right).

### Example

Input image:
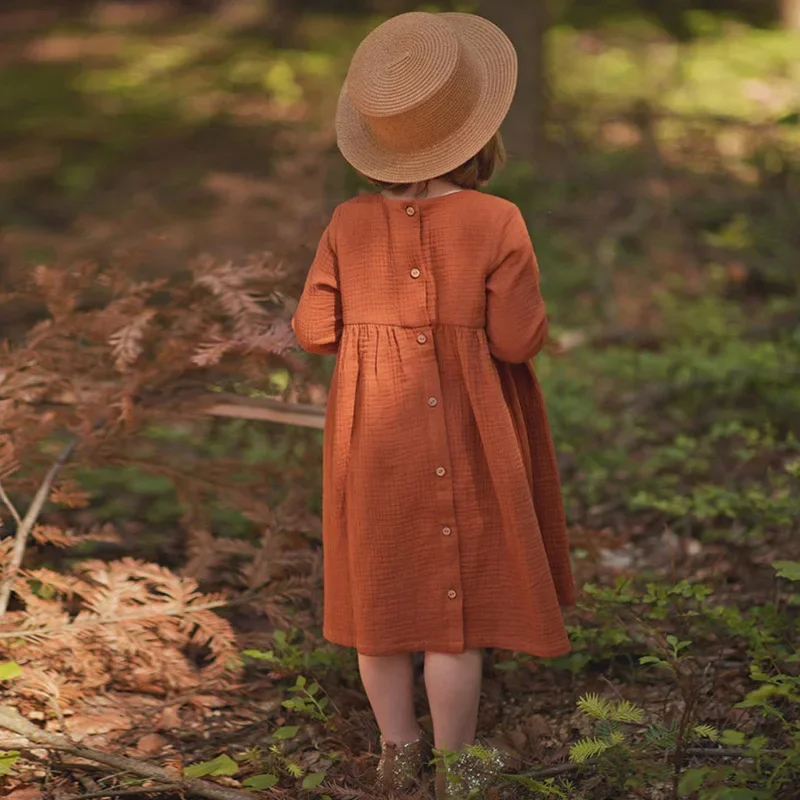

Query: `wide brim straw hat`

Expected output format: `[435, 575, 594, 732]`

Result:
[336, 12, 518, 184]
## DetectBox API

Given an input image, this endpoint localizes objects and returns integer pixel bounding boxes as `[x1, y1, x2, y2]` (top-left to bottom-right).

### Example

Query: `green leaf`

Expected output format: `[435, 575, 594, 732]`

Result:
[747, 736, 769, 752]
[719, 729, 746, 746]
[0, 662, 22, 681]
[307, 682, 320, 696]
[242, 649, 275, 661]
[273, 725, 300, 740]
[243, 773, 280, 789]
[302, 772, 326, 789]
[295, 675, 306, 689]
[773, 561, 800, 581]
[777, 111, 800, 126]
[639, 656, 668, 668]
[184, 754, 239, 777]
[678, 767, 708, 795]
[0, 751, 20, 776]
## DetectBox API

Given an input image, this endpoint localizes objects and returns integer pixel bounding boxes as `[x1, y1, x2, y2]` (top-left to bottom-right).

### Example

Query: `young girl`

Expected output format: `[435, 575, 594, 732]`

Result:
[293, 11, 575, 798]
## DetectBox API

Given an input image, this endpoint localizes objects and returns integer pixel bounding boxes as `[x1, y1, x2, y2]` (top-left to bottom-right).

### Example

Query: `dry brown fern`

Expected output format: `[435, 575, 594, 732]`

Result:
[0, 247, 321, 715]
[1, 558, 241, 705]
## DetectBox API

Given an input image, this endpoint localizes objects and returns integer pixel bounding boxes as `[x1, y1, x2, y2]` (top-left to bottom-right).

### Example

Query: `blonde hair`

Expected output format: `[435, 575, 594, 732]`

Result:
[366, 132, 505, 196]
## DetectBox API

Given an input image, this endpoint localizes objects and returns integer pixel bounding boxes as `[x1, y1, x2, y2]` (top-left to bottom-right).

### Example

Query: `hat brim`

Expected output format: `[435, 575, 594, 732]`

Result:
[336, 13, 518, 184]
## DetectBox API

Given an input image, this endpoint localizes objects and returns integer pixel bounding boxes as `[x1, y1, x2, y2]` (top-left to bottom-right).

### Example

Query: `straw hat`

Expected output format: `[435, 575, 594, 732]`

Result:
[336, 12, 518, 184]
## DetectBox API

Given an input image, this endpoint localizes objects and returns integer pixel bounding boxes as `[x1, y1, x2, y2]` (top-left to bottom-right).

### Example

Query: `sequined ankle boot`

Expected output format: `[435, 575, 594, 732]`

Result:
[376, 736, 428, 794]
[434, 746, 507, 799]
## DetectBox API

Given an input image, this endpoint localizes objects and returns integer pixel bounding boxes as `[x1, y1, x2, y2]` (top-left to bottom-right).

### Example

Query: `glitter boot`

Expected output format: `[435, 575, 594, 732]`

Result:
[434, 746, 507, 799]
[376, 736, 428, 794]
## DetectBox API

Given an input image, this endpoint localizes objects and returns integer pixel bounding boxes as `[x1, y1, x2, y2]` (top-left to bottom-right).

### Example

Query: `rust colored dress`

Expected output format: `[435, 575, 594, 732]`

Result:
[293, 189, 575, 658]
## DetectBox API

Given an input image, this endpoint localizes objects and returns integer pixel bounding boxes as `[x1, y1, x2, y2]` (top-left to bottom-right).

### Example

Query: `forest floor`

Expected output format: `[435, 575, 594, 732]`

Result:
[1, 3, 799, 800]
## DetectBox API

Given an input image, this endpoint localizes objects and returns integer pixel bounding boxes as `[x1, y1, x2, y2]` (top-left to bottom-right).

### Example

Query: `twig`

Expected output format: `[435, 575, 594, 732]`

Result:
[64, 785, 181, 800]
[0, 705, 255, 800]
[203, 394, 325, 430]
[0, 481, 23, 527]
[0, 436, 78, 616]
[517, 761, 586, 779]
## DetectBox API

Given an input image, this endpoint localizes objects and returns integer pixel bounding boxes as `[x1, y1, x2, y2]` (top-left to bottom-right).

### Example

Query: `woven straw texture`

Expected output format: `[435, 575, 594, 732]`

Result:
[336, 12, 518, 184]
[293, 190, 575, 657]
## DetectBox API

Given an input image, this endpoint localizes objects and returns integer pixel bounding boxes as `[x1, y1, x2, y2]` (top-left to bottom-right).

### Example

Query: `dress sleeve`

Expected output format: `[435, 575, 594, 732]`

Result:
[292, 214, 342, 356]
[485, 207, 548, 364]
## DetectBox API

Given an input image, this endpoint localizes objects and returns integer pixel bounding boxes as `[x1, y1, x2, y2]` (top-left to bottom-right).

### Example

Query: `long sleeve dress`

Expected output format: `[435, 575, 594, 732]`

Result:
[293, 189, 575, 657]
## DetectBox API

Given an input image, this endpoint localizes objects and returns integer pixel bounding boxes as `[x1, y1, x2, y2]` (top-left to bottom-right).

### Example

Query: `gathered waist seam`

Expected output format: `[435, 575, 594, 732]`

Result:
[342, 322, 484, 331]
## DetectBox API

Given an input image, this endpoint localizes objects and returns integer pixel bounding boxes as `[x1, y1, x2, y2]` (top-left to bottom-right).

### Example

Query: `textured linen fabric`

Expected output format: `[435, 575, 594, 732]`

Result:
[293, 189, 575, 658]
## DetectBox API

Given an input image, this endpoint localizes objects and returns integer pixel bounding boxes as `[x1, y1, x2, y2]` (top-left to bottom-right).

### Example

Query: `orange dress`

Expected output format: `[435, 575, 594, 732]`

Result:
[293, 190, 575, 657]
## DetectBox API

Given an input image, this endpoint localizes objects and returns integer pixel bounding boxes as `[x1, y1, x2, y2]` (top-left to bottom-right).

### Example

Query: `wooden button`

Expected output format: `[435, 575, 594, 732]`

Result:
[406, 206, 416, 216]
[447, 589, 457, 600]
[416, 333, 427, 345]
[428, 397, 438, 407]
[410, 268, 421, 279]
[442, 526, 452, 536]
[436, 467, 446, 477]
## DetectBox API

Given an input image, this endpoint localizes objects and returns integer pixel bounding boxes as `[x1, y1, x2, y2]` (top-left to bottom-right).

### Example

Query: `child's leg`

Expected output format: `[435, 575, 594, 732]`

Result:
[424, 649, 483, 751]
[358, 652, 420, 743]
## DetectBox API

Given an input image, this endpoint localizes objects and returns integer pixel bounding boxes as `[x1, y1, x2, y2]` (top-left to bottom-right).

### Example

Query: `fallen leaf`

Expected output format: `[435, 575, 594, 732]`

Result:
[523, 713, 553, 740]
[191, 695, 227, 709]
[508, 727, 527, 751]
[136, 733, 169, 755]
[66, 712, 132, 739]
[157, 706, 182, 730]
[5, 787, 43, 800]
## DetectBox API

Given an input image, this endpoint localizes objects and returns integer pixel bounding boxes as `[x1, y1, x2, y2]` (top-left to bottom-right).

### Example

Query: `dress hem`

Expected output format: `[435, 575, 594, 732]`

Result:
[323, 630, 571, 659]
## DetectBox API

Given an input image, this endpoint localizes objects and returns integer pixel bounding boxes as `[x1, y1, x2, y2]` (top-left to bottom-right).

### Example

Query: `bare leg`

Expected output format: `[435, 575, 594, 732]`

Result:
[358, 652, 420, 743]
[424, 649, 483, 752]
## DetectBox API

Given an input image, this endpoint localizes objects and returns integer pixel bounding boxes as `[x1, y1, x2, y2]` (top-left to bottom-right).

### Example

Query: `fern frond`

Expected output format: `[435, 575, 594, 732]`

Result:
[283, 759, 303, 778]
[609, 699, 645, 724]
[49, 482, 91, 509]
[109, 309, 156, 371]
[693, 724, 719, 742]
[577, 693, 613, 720]
[31, 525, 77, 548]
[570, 736, 612, 763]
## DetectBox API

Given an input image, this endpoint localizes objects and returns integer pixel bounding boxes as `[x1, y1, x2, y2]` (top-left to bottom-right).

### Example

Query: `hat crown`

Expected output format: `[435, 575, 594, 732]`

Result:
[347, 13, 463, 119]
[336, 12, 517, 183]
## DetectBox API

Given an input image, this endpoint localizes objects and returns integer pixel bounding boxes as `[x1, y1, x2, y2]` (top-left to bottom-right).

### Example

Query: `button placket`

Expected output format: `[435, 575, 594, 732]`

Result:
[406, 204, 463, 641]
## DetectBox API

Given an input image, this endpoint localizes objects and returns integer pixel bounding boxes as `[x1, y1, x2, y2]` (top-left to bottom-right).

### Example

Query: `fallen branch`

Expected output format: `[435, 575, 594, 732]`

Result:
[0, 436, 78, 615]
[517, 761, 585, 779]
[202, 394, 325, 430]
[0, 705, 255, 800]
[65, 785, 181, 800]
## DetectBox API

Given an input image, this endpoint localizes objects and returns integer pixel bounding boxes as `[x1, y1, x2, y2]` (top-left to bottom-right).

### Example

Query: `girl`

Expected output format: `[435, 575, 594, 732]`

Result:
[293, 11, 575, 798]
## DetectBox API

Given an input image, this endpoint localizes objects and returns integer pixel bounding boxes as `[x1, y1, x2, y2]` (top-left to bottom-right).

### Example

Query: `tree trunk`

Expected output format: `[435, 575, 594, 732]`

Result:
[478, 0, 551, 163]
[780, 0, 800, 29]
